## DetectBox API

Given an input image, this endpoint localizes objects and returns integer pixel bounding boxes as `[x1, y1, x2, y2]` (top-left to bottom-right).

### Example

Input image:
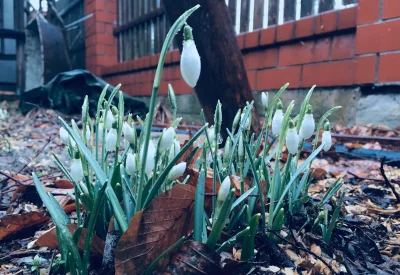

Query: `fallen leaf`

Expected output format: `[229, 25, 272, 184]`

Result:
[311, 168, 328, 180]
[115, 184, 196, 275]
[0, 212, 49, 240]
[35, 224, 104, 256]
[54, 179, 74, 189]
[162, 241, 222, 274]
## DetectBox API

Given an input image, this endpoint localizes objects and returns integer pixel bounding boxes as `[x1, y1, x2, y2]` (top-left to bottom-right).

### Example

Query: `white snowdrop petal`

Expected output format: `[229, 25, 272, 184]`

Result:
[180, 40, 201, 88]
[106, 128, 117, 152]
[322, 131, 332, 152]
[85, 125, 91, 141]
[218, 176, 231, 202]
[272, 110, 284, 136]
[240, 114, 250, 130]
[141, 141, 156, 175]
[169, 140, 181, 162]
[71, 159, 84, 182]
[126, 153, 137, 175]
[160, 127, 175, 152]
[106, 109, 114, 130]
[168, 162, 187, 181]
[59, 127, 69, 144]
[122, 122, 135, 144]
[286, 128, 299, 155]
[261, 92, 268, 107]
[299, 114, 315, 140]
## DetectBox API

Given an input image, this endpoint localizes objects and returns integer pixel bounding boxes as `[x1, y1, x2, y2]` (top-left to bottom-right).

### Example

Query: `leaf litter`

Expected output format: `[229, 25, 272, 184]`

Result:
[1, 102, 400, 274]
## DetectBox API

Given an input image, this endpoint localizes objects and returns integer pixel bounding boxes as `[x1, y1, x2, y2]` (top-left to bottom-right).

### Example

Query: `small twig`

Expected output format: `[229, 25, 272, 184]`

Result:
[380, 157, 400, 203]
[267, 228, 338, 275]
[0, 170, 27, 186]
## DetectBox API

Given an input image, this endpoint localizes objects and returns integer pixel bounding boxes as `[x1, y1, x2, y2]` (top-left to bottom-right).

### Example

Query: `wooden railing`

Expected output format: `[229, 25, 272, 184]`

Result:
[115, 0, 358, 62]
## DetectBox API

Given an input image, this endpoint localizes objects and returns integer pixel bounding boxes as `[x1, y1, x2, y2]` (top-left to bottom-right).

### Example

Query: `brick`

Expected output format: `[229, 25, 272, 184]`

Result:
[243, 48, 278, 70]
[331, 34, 356, 60]
[150, 54, 158, 67]
[105, 1, 117, 13]
[96, 34, 116, 46]
[302, 60, 355, 87]
[383, 0, 400, 19]
[338, 6, 357, 30]
[86, 22, 105, 37]
[86, 44, 105, 57]
[276, 21, 294, 42]
[315, 11, 337, 35]
[260, 26, 276, 46]
[256, 66, 301, 90]
[278, 39, 330, 66]
[378, 52, 400, 83]
[171, 79, 194, 95]
[354, 55, 376, 84]
[295, 16, 315, 39]
[237, 33, 245, 49]
[105, 45, 117, 57]
[244, 30, 260, 49]
[357, 0, 380, 24]
[247, 70, 256, 90]
[171, 50, 180, 63]
[165, 51, 173, 64]
[105, 24, 115, 35]
[96, 11, 116, 23]
[356, 20, 400, 54]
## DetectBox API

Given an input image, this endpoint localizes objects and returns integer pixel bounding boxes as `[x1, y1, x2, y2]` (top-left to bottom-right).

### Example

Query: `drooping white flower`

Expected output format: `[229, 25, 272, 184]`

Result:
[240, 113, 250, 130]
[180, 25, 201, 88]
[169, 139, 181, 162]
[261, 92, 268, 108]
[122, 122, 135, 144]
[159, 127, 175, 152]
[322, 121, 332, 152]
[299, 114, 315, 140]
[286, 121, 299, 155]
[71, 158, 84, 182]
[218, 176, 232, 202]
[106, 109, 114, 130]
[168, 162, 187, 181]
[126, 152, 137, 175]
[98, 123, 104, 142]
[85, 125, 91, 142]
[140, 140, 156, 175]
[59, 127, 69, 144]
[106, 128, 117, 152]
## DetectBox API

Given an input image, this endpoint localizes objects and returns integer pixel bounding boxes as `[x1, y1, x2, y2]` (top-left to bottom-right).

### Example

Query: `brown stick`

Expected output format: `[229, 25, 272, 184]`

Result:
[380, 157, 400, 203]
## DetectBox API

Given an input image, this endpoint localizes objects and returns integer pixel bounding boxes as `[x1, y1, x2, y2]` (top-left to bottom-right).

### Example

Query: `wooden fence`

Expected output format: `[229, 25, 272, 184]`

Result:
[115, 0, 358, 62]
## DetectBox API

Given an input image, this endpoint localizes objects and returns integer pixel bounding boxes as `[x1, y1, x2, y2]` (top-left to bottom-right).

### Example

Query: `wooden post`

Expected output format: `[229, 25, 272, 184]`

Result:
[14, 0, 25, 95]
[162, 0, 261, 137]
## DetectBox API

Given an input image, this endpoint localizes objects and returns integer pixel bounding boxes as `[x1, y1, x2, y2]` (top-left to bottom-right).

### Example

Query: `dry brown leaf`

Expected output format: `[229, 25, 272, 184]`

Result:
[162, 241, 222, 274]
[35, 224, 104, 256]
[54, 179, 74, 189]
[310, 244, 322, 257]
[0, 212, 49, 240]
[115, 184, 196, 275]
[311, 168, 328, 180]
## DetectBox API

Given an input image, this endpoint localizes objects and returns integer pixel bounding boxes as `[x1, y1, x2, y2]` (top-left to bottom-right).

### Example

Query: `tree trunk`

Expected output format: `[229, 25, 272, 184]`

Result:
[162, 0, 261, 138]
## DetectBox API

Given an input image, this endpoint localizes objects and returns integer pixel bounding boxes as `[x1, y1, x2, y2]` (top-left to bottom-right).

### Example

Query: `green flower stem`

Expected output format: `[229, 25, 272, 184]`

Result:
[216, 226, 250, 253]
[240, 213, 261, 260]
[138, 5, 200, 195]
[194, 169, 206, 242]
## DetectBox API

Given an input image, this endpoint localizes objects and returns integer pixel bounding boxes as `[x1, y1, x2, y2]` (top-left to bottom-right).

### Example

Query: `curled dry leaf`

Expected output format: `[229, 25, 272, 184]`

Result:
[35, 224, 105, 256]
[0, 212, 49, 240]
[115, 184, 196, 275]
[54, 179, 74, 189]
[161, 240, 222, 274]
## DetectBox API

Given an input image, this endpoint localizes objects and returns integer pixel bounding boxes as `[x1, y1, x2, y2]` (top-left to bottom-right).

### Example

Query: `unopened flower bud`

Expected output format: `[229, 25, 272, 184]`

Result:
[125, 152, 137, 175]
[141, 140, 156, 175]
[106, 109, 114, 130]
[272, 101, 284, 136]
[122, 122, 135, 144]
[286, 120, 299, 155]
[299, 105, 315, 140]
[261, 92, 268, 109]
[71, 158, 84, 182]
[240, 113, 250, 130]
[168, 162, 187, 181]
[322, 121, 332, 152]
[169, 139, 181, 162]
[106, 128, 117, 152]
[180, 25, 201, 88]
[159, 127, 175, 152]
[85, 125, 91, 142]
[232, 109, 241, 132]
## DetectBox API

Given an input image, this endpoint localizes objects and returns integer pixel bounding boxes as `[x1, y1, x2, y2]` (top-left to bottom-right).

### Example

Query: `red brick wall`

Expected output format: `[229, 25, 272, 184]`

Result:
[84, 1, 400, 97]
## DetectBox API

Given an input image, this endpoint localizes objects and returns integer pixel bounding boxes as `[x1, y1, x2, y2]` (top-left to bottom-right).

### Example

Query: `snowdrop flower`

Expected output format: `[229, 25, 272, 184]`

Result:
[98, 122, 104, 142]
[159, 127, 175, 152]
[59, 127, 69, 144]
[286, 120, 299, 155]
[207, 126, 216, 142]
[106, 122, 118, 152]
[140, 140, 156, 175]
[0, 109, 7, 120]
[238, 133, 244, 162]
[261, 92, 268, 110]
[105, 109, 114, 130]
[272, 100, 284, 136]
[168, 162, 187, 181]
[240, 113, 250, 130]
[169, 139, 181, 162]
[213, 176, 232, 223]
[85, 125, 91, 142]
[232, 109, 241, 132]
[322, 121, 332, 152]
[125, 152, 137, 176]
[180, 25, 201, 88]
[70, 153, 84, 182]
[299, 105, 315, 140]
[122, 122, 135, 144]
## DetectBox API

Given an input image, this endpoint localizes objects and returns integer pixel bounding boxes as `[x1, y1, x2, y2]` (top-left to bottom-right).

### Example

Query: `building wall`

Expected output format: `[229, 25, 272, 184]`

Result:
[84, 1, 400, 127]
